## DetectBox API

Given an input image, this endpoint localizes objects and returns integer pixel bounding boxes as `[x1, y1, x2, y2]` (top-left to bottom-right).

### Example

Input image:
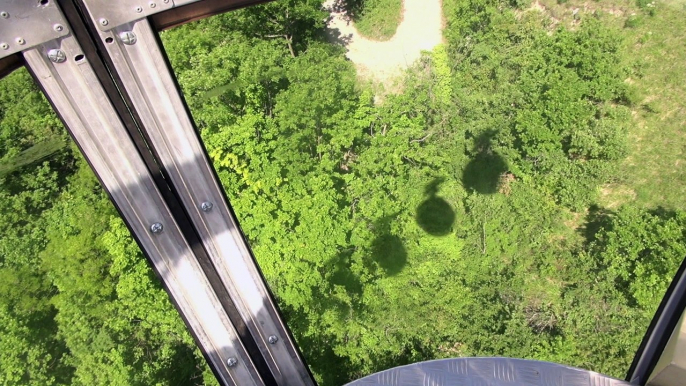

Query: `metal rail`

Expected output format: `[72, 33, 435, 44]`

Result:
[23, 33, 261, 386]
[2, 0, 314, 385]
[82, 16, 313, 385]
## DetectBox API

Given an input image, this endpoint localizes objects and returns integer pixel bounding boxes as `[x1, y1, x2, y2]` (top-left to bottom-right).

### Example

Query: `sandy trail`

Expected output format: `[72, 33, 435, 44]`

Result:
[324, 0, 444, 83]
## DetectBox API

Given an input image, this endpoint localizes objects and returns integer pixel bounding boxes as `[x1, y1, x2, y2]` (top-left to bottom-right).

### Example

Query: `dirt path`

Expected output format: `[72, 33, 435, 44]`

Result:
[324, 0, 444, 84]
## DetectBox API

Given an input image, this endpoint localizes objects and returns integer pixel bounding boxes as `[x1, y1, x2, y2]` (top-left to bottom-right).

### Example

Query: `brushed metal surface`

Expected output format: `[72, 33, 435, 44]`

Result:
[23, 34, 262, 386]
[0, 0, 69, 58]
[81, 0, 174, 31]
[90, 18, 314, 386]
[346, 358, 635, 386]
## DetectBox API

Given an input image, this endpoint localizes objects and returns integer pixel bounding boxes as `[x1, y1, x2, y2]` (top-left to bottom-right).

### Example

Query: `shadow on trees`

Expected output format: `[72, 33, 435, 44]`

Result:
[330, 0, 365, 20]
[415, 178, 455, 236]
[370, 215, 408, 276]
[321, 24, 354, 48]
[330, 247, 364, 297]
[578, 204, 615, 244]
[462, 132, 508, 195]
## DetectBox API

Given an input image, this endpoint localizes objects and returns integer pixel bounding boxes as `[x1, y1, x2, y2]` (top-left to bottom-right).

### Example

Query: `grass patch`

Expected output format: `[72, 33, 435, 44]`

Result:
[347, 0, 404, 41]
[523, 0, 686, 211]
[612, 1, 686, 210]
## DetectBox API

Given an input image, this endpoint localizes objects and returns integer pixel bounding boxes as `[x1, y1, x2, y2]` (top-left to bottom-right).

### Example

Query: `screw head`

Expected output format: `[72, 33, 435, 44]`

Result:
[99, 18, 108, 26]
[149, 2, 157, 8]
[135, 6, 143, 13]
[16, 38, 25, 45]
[47, 49, 66, 63]
[54, 24, 64, 32]
[0, 43, 8, 50]
[200, 201, 213, 212]
[119, 31, 137, 45]
[1, 11, 9, 18]
[268, 335, 278, 344]
[226, 357, 238, 367]
[150, 222, 163, 234]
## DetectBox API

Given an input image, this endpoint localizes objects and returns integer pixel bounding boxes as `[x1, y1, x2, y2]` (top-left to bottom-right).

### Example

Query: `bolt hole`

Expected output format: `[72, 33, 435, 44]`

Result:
[74, 54, 85, 62]
[39, 0, 49, 5]
[105, 37, 114, 44]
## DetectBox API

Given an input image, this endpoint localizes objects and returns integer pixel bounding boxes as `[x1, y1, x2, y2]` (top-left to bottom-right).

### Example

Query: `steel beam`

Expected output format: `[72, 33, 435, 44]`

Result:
[85, 16, 314, 386]
[23, 33, 263, 385]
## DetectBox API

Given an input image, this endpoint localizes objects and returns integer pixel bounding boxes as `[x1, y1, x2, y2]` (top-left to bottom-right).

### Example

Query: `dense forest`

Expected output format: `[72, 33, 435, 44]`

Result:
[1, 0, 685, 384]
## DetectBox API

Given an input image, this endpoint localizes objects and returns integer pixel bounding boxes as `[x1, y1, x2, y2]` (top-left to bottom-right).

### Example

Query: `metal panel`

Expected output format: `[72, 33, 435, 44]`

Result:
[80, 0, 270, 31]
[23, 34, 263, 386]
[79, 0, 173, 31]
[92, 18, 314, 386]
[346, 358, 634, 386]
[0, 0, 70, 58]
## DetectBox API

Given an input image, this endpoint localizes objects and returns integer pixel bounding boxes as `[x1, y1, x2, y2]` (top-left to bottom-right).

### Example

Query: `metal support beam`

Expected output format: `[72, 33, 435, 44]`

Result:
[23, 34, 262, 386]
[11, 0, 315, 385]
[87, 17, 314, 386]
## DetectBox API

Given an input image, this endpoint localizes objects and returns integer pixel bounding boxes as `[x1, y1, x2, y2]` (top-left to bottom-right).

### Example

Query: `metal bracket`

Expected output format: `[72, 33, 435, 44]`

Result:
[80, 0, 175, 31]
[0, 0, 70, 59]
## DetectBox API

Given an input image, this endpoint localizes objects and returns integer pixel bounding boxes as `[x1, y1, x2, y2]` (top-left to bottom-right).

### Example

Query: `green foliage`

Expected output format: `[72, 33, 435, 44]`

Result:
[2, 0, 685, 384]
[342, 0, 404, 40]
[447, 1, 630, 209]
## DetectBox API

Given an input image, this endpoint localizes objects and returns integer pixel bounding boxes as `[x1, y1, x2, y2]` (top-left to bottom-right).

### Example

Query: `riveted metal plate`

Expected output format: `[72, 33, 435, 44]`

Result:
[0, 0, 69, 59]
[346, 358, 634, 386]
[81, 0, 175, 31]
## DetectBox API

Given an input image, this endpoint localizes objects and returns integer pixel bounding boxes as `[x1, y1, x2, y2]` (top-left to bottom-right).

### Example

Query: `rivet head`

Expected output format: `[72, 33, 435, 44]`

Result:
[135, 6, 143, 13]
[150, 222, 163, 233]
[16, 38, 25, 45]
[54, 24, 64, 32]
[119, 31, 137, 45]
[226, 357, 238, 367]
[99, 18, 108, 26]
[0, 11, 9, 18]
[201, 202, 213, 212]
[47, 49, 66, 63]
[163, 0, 169, 3]
[149, 2, 157, 8]
[268, 335, 278, 344]
[0, 43, 8, 50]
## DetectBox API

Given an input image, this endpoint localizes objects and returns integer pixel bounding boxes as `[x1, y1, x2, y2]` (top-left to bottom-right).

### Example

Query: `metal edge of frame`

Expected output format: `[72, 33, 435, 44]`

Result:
[56, 0, 272, 383]
[627, 257, 686, 385]
[151, 0, 275, 30]
[95, 18, 315, 386]
[149, 17, 318, 386]
[69, 0, 282, 384]
[0, 54, 24, 79]
[22, 33, 262, 386]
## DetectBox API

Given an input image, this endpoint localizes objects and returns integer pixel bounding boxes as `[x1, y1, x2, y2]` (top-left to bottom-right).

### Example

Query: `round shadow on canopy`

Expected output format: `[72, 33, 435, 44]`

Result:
[371, 234, 407, 276]
[415, 196, 455, 236]
[462, 153, 508, 195]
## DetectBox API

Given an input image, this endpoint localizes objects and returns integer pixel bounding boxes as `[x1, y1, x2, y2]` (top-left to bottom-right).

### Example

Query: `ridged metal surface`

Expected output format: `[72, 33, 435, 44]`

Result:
[347, 358, 634, 386]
